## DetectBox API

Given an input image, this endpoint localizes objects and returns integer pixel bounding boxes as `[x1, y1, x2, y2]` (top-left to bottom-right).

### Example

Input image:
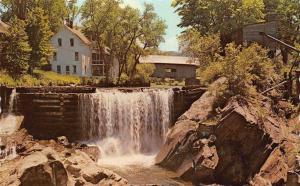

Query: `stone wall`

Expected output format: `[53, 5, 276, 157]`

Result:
[17, 93, 82, 141]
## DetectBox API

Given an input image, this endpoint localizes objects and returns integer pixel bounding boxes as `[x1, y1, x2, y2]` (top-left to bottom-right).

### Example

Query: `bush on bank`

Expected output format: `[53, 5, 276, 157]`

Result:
[0, 70, 81, 87]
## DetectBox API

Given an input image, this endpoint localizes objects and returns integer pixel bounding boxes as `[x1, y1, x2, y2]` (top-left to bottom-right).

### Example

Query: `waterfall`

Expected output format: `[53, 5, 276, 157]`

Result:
[8, 89, 16, 113]
[79, 89, 173, 166]
[0, 89, 18, 163]
[0, 89, 20, 135]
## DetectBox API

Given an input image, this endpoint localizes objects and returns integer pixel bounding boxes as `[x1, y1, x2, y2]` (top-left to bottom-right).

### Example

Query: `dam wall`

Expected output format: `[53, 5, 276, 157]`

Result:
[0, 86, 205, 141]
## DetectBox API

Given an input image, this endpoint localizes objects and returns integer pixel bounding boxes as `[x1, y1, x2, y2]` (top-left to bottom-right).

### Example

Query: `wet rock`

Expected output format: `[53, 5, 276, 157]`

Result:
[16, 144, 26, 154]
[156, 119, 198, 167]
[286, 171, 300, 186]
[20, 164, 53, 186]
[75, 179, 85, 186]
[18, 150, 68, 186]
[57, 136, 70, 147]
[66, 164, 81, 178]
[82, 169, 108, 184]
[80, 145, 101, 162]
[250, 175, 272, 186]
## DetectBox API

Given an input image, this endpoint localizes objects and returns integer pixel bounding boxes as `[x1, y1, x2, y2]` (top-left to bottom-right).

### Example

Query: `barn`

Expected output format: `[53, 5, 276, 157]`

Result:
[224, 21, 278, 49]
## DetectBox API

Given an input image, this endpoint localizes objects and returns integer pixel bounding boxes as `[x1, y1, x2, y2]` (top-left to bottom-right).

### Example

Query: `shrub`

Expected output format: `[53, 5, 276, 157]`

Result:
[119, 73, 129, 85]
[135, 64, 155, 83]
[200, 43, 278, 99]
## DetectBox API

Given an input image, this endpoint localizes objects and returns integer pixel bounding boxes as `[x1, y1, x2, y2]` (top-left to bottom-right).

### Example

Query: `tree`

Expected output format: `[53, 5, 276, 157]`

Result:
[81, 1, 166, 84]
[81, 0, 122, 83]
[1, 17, 31, 77]
[0, 0, 68, 32]
[26, 8, 53, 73]
[66, 0, 80, 28]
[178, 28, 221, 68]
[129, 4, 167, 81]
[172, 0, 264, 35]
[264, 0, 300, 64]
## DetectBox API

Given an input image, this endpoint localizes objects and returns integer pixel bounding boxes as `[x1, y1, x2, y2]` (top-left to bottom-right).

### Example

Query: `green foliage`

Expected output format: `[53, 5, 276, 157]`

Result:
[0, 0, 68, 32]
[26, 8, 53, 71]
[66, 0, 80, 28]
[119, 73, 129, 85]
[204, 43, 277, 98]
[264, 0, 300, 44]
[173, 0, 264, 35]
[0, 70, 81, 87]
[134, 64, 156, 83]
[81, 1, 167, 83]
[0, 17, 31, 78]
[179, 28, 221, 68]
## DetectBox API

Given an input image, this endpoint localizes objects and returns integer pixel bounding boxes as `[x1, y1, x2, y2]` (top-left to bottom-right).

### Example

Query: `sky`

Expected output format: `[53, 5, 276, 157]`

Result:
[78, 0, 182, 51]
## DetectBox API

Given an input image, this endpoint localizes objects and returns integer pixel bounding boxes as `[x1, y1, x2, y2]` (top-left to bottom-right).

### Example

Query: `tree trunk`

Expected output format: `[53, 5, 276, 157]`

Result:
[129, 55, 140, 82]
[281, 48, 289, 65]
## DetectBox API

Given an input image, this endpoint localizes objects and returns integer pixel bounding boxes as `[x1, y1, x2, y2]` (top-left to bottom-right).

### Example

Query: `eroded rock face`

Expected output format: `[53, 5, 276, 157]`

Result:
[156, 78, 299, 185]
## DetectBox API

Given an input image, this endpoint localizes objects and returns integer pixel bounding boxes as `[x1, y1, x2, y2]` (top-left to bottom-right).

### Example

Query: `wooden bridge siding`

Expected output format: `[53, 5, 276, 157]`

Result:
[16, 93, 82, 141]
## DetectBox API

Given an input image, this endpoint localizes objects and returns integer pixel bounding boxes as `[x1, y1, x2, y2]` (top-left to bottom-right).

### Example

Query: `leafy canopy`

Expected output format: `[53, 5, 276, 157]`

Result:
[173, 0, 265, 35]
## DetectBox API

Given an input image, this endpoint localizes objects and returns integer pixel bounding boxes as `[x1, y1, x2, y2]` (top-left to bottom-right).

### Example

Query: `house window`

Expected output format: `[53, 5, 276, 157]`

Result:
[58, 38, 62, 46]
[57, 65, 61, 74]
[53, 52, 57, 61]
[75, 52, 79, 61]
[66, 65, 70, 75]
[92, 52, 105, 76]
[73, 65, 77, 74]
[70, 38, 74, 47]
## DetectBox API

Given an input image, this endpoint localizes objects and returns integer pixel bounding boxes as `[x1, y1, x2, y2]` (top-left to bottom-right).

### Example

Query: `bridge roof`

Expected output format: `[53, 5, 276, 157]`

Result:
[140, 55, 199, 66]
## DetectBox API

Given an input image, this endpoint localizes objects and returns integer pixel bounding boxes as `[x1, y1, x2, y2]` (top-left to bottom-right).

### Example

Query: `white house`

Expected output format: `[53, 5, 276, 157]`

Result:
[49, 25, 119, 79]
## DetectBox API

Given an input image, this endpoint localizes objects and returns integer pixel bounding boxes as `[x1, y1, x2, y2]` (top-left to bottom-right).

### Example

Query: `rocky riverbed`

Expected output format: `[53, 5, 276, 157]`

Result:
[0, 129, 128, 186]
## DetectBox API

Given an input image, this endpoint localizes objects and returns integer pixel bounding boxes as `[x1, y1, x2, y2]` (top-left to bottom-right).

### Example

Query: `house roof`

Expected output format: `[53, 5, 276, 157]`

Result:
[140, 55, 199, 66]
[65, 25, 92, 46]
[0, 20, 9, 34]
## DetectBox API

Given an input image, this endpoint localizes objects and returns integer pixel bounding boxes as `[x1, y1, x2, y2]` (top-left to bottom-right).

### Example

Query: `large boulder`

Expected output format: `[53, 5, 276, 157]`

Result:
[156, 77, 298, 185]
[156, 78, 225, 184]
[15, 148, 68, 186]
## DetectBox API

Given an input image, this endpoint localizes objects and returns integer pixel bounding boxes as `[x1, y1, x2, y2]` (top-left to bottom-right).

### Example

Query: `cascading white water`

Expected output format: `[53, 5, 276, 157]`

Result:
[79, 89, 173, 166]
[0, 89, 18, 163]
[0, 89, 19, 135]
[8, 89, 16, 113]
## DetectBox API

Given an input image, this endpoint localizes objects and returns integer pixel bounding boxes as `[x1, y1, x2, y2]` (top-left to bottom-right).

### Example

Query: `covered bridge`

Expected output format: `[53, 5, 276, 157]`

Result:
[140, 55, 199, 80]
